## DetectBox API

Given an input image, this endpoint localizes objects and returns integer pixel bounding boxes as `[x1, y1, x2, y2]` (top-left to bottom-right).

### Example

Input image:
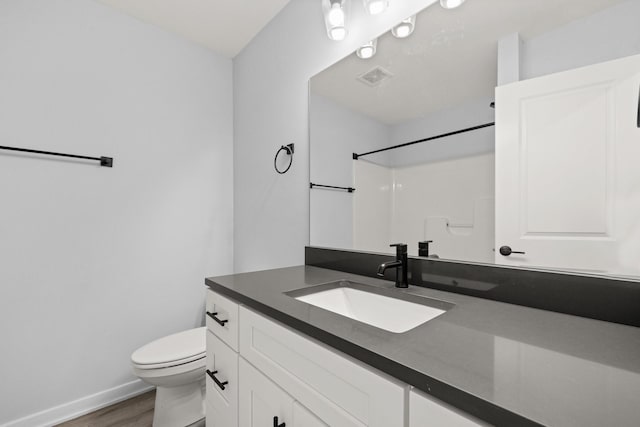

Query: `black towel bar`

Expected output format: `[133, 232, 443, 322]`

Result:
[310, 182, 355, 193]
[0, 145, 113, 167]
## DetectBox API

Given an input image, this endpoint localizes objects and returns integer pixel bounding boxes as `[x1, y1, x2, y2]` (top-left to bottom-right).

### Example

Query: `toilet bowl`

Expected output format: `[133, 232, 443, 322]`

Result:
[132, 327, 206, 427]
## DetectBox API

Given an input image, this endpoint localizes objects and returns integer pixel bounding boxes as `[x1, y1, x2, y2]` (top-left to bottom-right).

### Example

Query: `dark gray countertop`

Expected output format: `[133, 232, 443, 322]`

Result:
[205, 265, 640, 427]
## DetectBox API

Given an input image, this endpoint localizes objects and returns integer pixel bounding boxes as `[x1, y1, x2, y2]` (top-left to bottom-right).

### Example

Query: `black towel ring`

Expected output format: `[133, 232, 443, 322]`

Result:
[274, 143, 294, 174]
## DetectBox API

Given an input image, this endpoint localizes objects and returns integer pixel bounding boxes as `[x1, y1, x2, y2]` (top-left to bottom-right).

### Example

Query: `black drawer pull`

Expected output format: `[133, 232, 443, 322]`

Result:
[637, 83, 640, 128]
[273, 416, 285, 427]
[206, 369, 228, 391]
[206, 311, 229, 326]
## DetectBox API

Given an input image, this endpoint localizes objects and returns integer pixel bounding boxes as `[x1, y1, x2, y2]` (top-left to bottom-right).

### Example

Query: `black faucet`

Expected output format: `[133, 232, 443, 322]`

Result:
[377, 243, 408, 288]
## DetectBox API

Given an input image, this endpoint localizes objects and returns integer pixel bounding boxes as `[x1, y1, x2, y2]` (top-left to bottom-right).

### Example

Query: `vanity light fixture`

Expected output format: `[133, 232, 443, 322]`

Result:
[363, 0, 388, 15]
[440, 0, 466, 9]
[322, 0, 350, 41]
[356, 39, 378, 59]
[391, 15, 416, 38]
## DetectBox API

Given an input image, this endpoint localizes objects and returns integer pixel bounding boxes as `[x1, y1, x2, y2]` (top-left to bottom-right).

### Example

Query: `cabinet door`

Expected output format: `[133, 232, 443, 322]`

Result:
[410, 390, 487, 427]
[240, 306, 403, 427]
[293, 402, 328, 427]
[495, 53, 640, 275]
[239, 358, 293, 427]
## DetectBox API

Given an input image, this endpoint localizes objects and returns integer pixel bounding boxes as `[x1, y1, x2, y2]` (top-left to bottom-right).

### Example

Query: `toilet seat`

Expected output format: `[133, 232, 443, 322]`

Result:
[131, 327, 207, 427]
[132, 355, 206, 380]
[132, 327, 206, 370]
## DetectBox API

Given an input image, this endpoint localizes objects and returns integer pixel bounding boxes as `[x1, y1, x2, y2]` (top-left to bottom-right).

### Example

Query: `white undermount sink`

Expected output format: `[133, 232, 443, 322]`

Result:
[288, 281, 453, 333]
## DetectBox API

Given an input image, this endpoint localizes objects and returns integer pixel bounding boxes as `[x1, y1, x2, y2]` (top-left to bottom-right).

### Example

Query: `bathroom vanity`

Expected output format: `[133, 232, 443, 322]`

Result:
[204, 269, 486, 427]
[203, 254, 640, 427]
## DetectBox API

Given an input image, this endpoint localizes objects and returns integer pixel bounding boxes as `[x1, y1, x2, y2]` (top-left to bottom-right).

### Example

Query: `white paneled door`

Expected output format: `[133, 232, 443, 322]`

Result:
[495, 53, 640, 275]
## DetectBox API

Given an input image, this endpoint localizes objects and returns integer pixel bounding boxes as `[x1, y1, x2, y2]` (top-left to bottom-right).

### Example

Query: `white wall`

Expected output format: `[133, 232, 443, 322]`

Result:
[352, 155, 495, 260]
[0, 0, 233, 425]
[388, 96, 495, 167]
[309, 93, 390, 249]
[392, 154, 495, 261]
[522, 0, 640, 80]
[385, 98, 495, 261]
[233, 0, 437, 273]
[353, 161, 393, 253]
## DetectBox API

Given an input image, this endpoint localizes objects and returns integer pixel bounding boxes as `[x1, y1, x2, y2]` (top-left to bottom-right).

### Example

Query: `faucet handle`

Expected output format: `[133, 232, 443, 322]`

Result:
[390, 243, 407, 255]
[418, 240, 433, 257]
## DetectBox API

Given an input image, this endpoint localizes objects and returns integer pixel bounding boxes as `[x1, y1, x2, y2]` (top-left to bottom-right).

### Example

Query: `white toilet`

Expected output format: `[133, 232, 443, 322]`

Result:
[131, 327, 206, 427]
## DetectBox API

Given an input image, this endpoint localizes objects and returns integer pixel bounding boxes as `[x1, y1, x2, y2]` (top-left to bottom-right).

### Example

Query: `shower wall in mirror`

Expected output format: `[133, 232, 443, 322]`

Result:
[309, 0, 640, 276]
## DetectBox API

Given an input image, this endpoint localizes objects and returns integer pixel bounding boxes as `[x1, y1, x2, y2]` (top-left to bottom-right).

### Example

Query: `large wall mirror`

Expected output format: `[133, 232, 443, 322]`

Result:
[309, 0, 640, 278]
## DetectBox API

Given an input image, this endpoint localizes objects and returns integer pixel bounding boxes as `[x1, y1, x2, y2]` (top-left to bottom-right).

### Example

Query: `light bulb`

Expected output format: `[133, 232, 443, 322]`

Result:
[330, 27, 347, 41]
[323, 0, 350, 41]
[356, 38, 377, 59]
[391, 15, 415, 38]
[364, 0, 388, 15]
[328, 2, 345, 26]
[440, 0, 465, 9]
[394, 24, 410, 38]
[357, 46, 374, 59]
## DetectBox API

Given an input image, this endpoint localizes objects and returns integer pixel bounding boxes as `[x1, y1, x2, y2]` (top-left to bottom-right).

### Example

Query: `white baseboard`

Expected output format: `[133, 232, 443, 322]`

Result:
[2, 379, 154, 427]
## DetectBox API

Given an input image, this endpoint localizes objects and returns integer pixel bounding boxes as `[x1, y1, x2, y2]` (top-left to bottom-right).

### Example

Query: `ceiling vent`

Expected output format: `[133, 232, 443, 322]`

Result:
[357, 66, 394, 87]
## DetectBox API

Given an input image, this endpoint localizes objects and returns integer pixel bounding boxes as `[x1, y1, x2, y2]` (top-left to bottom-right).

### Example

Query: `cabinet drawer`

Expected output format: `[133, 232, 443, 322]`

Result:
[206, 331, 239, 427]
[410, 389, 488, 427]
[239, 306, 405, 427]
[206, 289, 239, 351]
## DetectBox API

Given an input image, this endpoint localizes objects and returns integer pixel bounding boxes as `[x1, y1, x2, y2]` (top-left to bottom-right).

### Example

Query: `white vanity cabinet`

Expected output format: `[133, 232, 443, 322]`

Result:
[293, 402, 328, 427]
[239, 305, 405, 427]
[409, 389, 488, 427]
[206, 290, 240, 351]
[239, 357, 328, 427]
[206, 331, 239, 427]
[205, 290, 241, 427]
[239, 357, 294, 427]
[205, 288, 404, 426]
[205, 288, 489, 427]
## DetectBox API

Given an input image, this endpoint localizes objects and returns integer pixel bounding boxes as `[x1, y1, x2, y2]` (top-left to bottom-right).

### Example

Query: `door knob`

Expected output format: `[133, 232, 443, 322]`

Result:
[499, 246, 525, 256]
[273, 416, 285, 427]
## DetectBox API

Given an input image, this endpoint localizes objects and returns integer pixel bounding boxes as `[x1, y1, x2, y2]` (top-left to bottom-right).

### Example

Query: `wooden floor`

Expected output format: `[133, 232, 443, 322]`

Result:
[55, 390, 155, 427]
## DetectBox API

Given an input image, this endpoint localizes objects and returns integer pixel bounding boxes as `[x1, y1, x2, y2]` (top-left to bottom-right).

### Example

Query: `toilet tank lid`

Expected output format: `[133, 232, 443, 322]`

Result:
[132, 327, 206, 365]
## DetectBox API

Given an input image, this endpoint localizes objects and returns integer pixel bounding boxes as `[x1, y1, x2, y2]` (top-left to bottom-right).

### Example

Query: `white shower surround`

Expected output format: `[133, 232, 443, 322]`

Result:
[353, 154, 495, 261]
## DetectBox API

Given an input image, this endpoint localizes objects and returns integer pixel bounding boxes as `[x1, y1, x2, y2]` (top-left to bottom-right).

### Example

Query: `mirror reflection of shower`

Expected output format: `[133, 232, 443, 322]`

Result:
[309, 0, 636, 272]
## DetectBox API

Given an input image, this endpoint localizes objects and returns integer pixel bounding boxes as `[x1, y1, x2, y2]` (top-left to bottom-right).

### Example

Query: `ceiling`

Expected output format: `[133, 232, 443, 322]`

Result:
[310, 0, 626, 125]
[96, 0, 292, 58]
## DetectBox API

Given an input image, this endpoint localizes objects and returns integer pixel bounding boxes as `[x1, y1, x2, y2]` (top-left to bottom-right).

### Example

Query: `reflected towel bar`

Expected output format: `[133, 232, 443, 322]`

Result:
[0, 145, 113, 167]
[310, 182, 355, 193]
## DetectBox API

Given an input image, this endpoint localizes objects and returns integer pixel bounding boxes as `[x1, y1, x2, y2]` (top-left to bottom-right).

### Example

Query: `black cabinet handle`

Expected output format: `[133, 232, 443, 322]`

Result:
[636, 83, 639, 128]
[499, 246, 525, 256]
[206, 369, 229, 391]
[206, 311, 229, 326]
[273, 416, 285, 427]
